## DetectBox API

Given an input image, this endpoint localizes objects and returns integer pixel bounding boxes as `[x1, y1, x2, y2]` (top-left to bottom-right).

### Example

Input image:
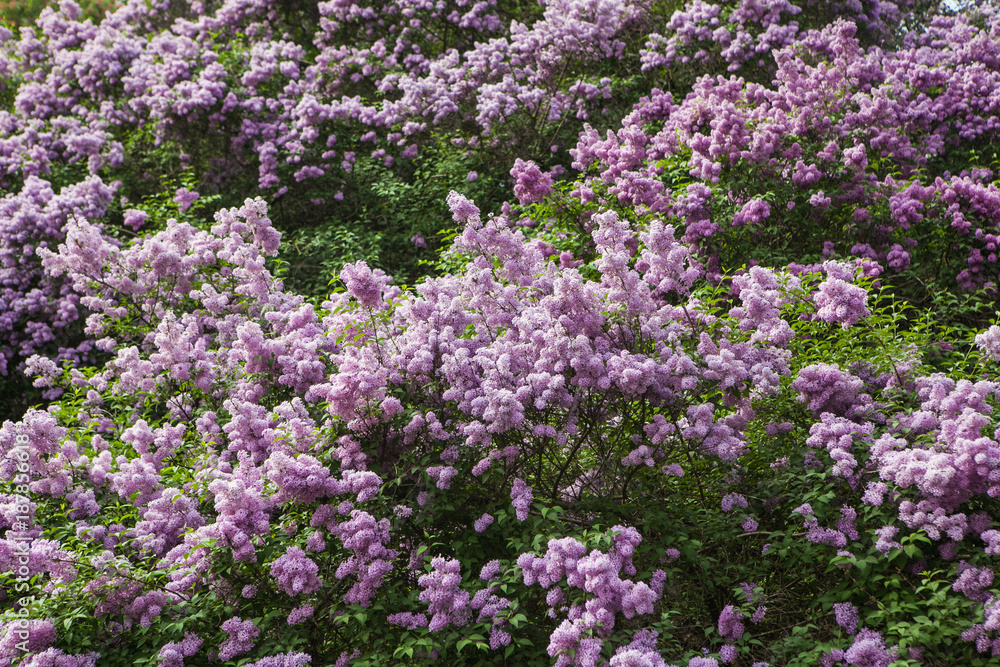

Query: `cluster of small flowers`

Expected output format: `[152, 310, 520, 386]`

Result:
[717, 605, 745, 642]
[218, 617, 260, 662]
[977, 325, 1000, 363]
[814, 275, 870, 328]
[874, 375, 1000, 550]
[328, 510, 398, 607]
[240, 653, 312, 667]
[639, 0, 907, 73]
[791, 364, 866, 418]
[517, 529, 660, 666]
[157, 633, 203, 667]
[820, 628, 898, 667]
[270, 546, 322, 596]
[511, 159, 555, 205]
[805, 414, 872, 480]
[833, 602, 859, 635]
[418, 557, 472, 632]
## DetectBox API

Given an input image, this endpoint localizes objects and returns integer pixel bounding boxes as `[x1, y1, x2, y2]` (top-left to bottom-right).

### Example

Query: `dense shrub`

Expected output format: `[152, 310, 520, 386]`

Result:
[2, 1, 1000, 667]
[0, 186, 995, 666]
[0, 0, 937, 410]
[550, 11, 1000, 303]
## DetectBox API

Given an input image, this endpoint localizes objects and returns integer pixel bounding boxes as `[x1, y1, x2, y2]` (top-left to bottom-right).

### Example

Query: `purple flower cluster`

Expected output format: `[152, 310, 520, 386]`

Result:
[511, 159, 554, 205]
[218, 617, 259, 661]
[510, 478, 533, 521]
[833, 602, 859, 635]
[806, 414, 873, 480]
[814, 277, 869, 328]
[791, 364, 865, 418]
[822, 629, 897, 667]
[977, 325, 1000, 363]
[717, 605, 745, 642]
[639, 0, 904, 74]
[517, 528, 660, 666]
[873, 375, 1000, 546]
[157, 633, 203, 667]
[241, 654, 312, 667]
[418, 556, 472, 632]
[953, 562, 994, 603]
[328, 510, 398, 607]
[270, 546, 322, 596]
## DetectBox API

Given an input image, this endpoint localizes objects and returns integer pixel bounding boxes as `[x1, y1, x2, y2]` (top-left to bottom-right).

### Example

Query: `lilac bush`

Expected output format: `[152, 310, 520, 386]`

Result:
[0, 0, 662, 392]
[0, 0, 948, 404]
[2, 1, 1000, 666]
[558, 11, 1000, 297]
[0, 182, 993, 666]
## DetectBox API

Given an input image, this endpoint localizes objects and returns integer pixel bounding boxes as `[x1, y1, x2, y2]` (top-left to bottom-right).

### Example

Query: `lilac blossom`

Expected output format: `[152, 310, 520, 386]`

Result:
[814, 277, 870, 328]
[157, 633, 202, 667]
[977, 326, 1000, 363]
[418, 557, 472, 632]
[717, 605, 745, 642]
[792, 364, 865, 417]
[271, 547, 322, 596]
[834, 602, 859, 635]
[511, 159, 554, 205]
[218, 617, 259, 661]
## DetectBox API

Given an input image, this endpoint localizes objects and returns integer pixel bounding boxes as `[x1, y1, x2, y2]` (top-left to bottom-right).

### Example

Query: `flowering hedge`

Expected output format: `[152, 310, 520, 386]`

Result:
[0, 0, 939, 403]
[0, 188, 995, 666]
[2, 1, 1000, 667]
[553, 11, 1000, 297]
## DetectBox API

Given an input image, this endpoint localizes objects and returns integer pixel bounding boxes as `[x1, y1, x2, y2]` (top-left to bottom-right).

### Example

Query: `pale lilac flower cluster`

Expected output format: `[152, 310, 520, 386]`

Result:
[610, 629, 668, 667]
[287, 605, 314, 625]
[517, 527, 659, 666]
[833, 602, 859, 635]
[717, 605, 744, 642]
[806, 415, 873, 480]
[832, 629, 897, 667]
[976, 325, 1000, 363]
[157, 633, 203, 667]
[732, 198, 770, 227]
[418, 556, 472, 632]
[814, 277, 870, 328]
[961, 595, 1000, 655]
[640, 0, 810, 73]
[202, 476, 272, 562]
[791, 364, 865, 417]
[474, 513, 494, 533]
[517, 529, 660, 666]
[218, 617, 259, 661]
[953, 562, 994, 603]
[240, 654, 312, 667]
[721, 493, 748, 512]
[340, 261, 392, 310]
[271, 546, 322, 596]
[511, 477, 533, 521]
[873, 375, 1000, 548]
[873, 526, 901, 555]
[328, 510, 398, 607]
[511, 159, 554, 205]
